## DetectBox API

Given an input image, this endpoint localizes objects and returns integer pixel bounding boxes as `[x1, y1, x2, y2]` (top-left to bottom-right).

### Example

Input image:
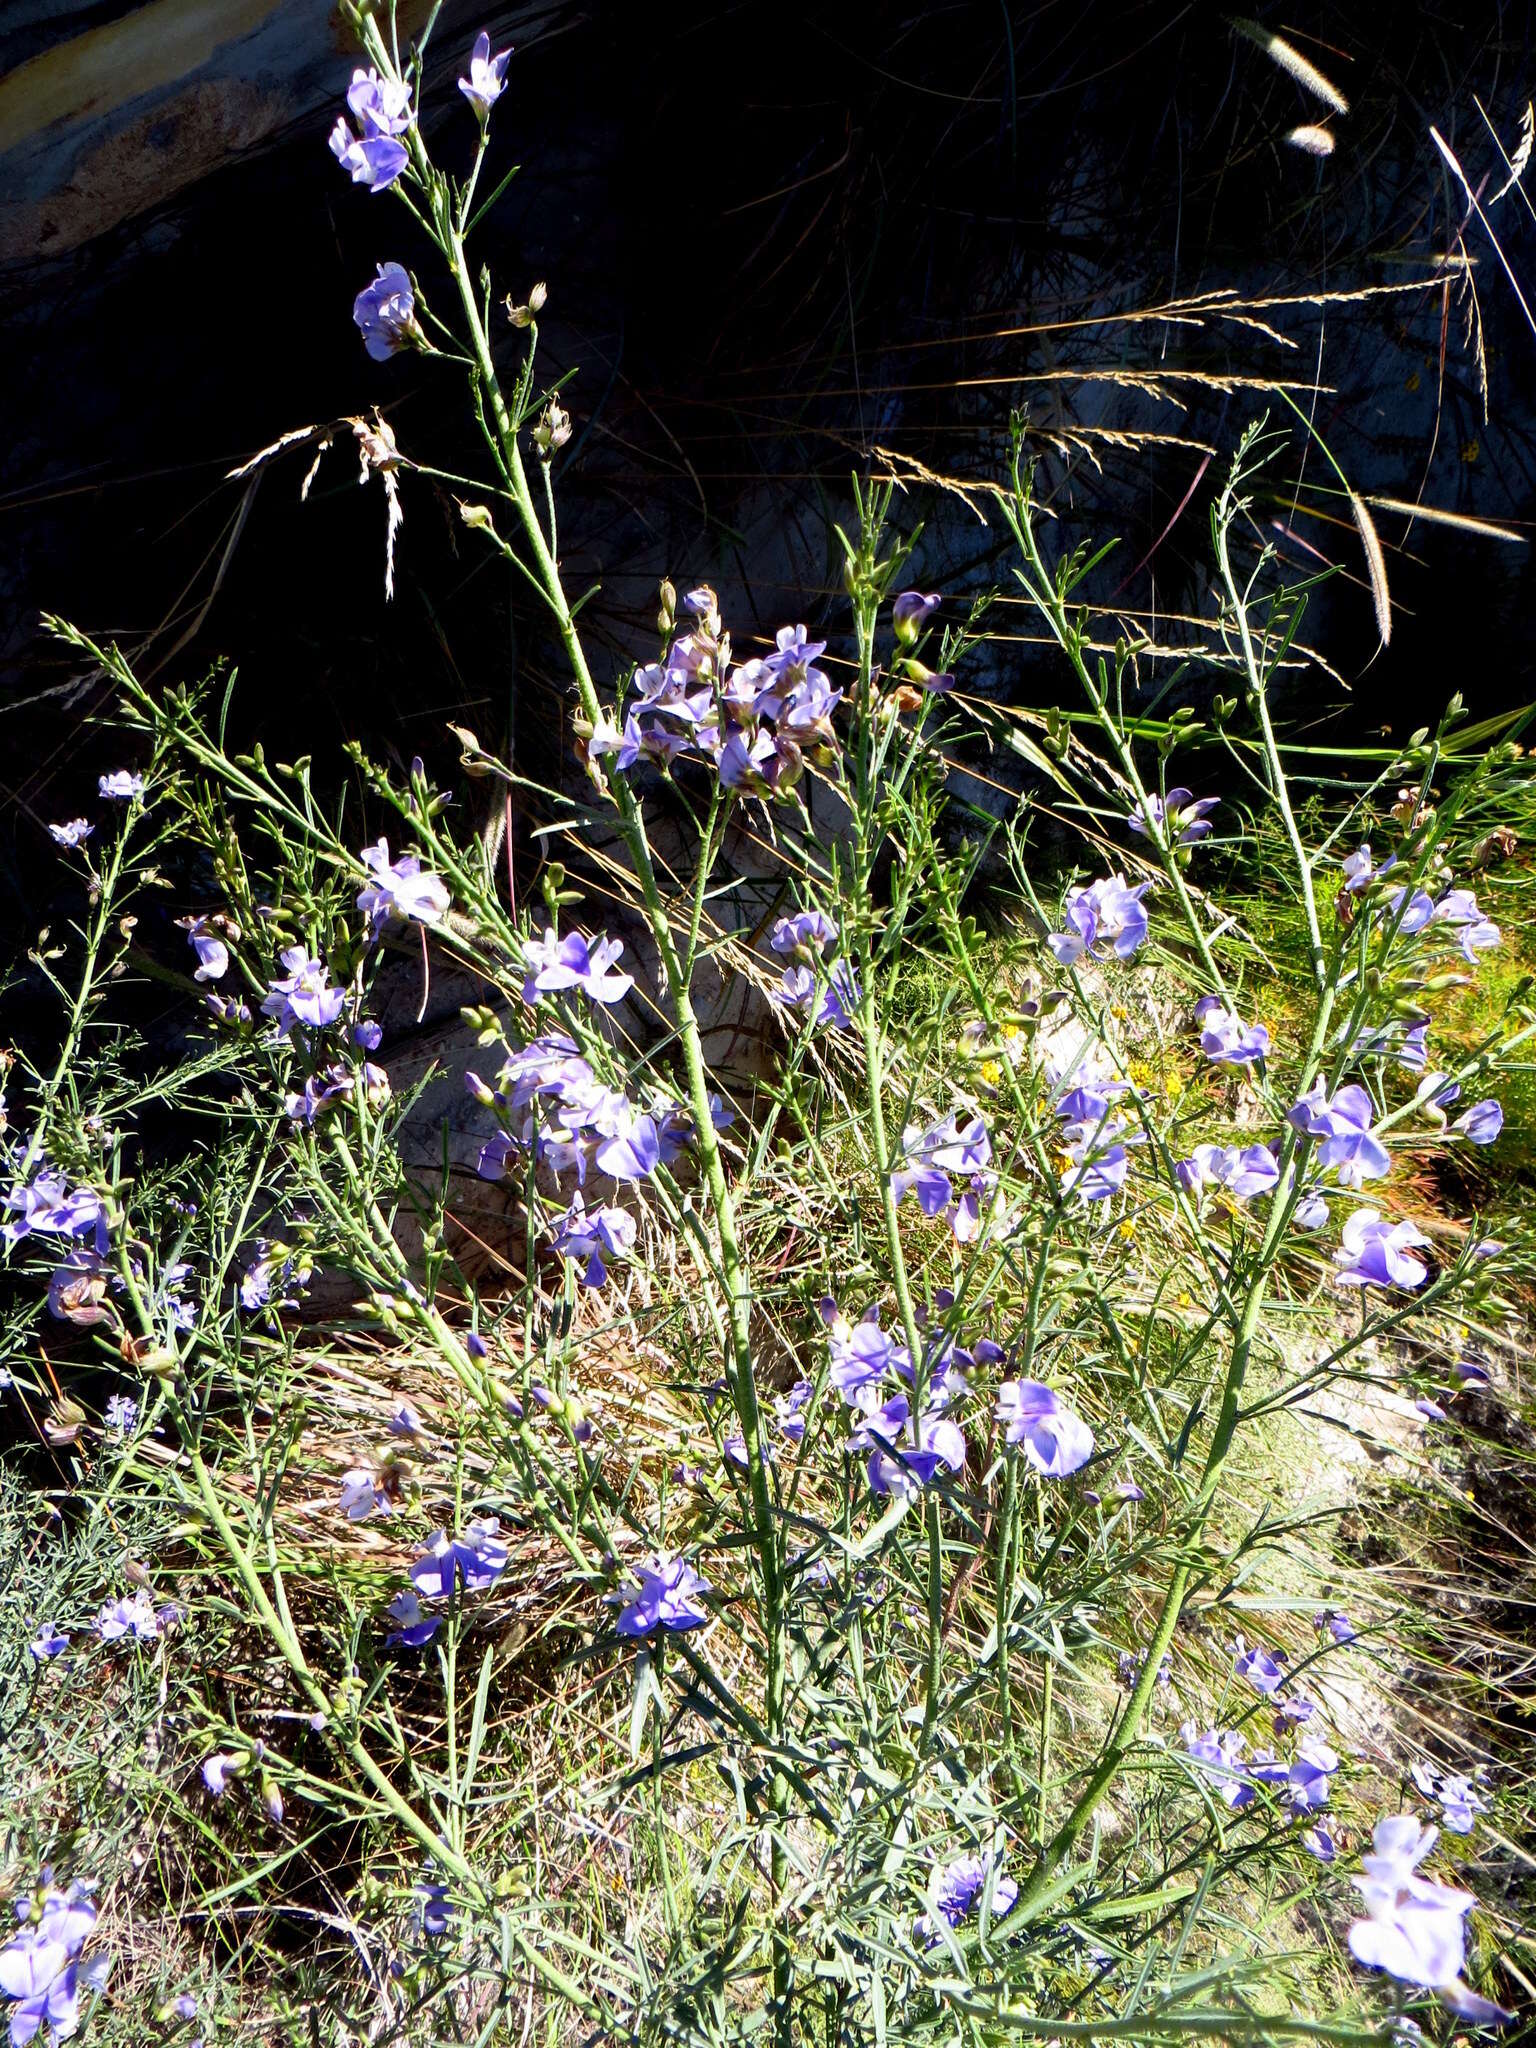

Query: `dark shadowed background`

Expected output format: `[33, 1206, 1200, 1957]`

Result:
[3, 0, 1535, 981]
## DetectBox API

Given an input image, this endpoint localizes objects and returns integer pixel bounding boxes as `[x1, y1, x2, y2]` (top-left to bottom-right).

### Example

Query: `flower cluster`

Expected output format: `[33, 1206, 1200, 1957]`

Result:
[384, 1519, 510, 1649]
[0, 1879, 102, 2046]
[768, 909, 859, 1032]
[892, 1111, 1002, 1240]
[329, 66, 412, 192]
[916, 1851, 1018, 1944]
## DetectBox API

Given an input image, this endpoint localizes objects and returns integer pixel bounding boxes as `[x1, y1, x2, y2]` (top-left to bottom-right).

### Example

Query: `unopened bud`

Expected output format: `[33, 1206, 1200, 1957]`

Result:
[457, 500, 496, 532]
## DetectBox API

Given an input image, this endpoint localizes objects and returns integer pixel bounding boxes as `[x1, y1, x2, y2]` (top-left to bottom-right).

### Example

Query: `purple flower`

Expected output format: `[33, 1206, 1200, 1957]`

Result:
[202, 1752, 243, 1797]
[1341, 843, 1377, 892]
[1128, 788, 1219, 846]
[892, 591, 941, 645]
[891, 1113, 991, 1216]
[206, 993, 252, 1027]
[391, 1400, 425, 1435]
[995, 1380, 1095, 1475]
[1182, 1723, 1254, 1808]
[1048, 874, 1150, 966]
[1433, 888, 1501, 964]
[409, 1518, 510, 1598]
[773, 960, 858, 1031]
[339, 1468, 390, 1521]
[592, 1108, 661, 1182]
[47, 820, 93, 848]
[413, 1880, 454, 1939]
[329, 121, 408, 192]
[775, 1381, 812, 1443]
[1175, 1143, 1278, 1202]
[1453, 1099, 1502, 1146]
[261, 947, 345, 1035]
[1348, 1816, 1506, 2021]
[385, 1590, 441, 1648]
[1386, 887, 1437, 936]
[352, 1018, 383, 1052]
[0, 1889, 96, 2048]
[1293, 1192, 1331, 1231]
[858, 1400, 968, 1499]
[357, 839, 450, 933]
[353, 263, 418, 361]
[1194, 997, 1270, 1065]
[95, 1591, 161, 1642]
[458, 30, 512, 117]
[769, 909, 838, 958]
[104, 1394, 138, 1434]
[1334, 1209, 1432, 1291]
[97, 770, 143, 800]
[1061, 1123, 1132, 1203]
[614, 1555, 711, 1636]
[329, 67, 411, 190]
[828, 1309, 910, 1402]
[551, 1193, 635, 1287]
[1233, 1635, 1287, 1696]
[1315, 1609, 1357, 1644]
[183, 916, 228, 982]
[347, 66, 411, 135]
[1288, 1081, 1390, 1186]
[916, 1853, 1017, 1942]
[523, 928, 633, 1005]
[28, 1626, 68, 1661]
[3, 1172, 108, 1253]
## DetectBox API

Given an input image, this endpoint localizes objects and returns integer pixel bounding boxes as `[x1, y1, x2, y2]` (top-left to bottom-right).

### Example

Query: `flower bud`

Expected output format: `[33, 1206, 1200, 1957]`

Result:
[457, 500, 496, 532]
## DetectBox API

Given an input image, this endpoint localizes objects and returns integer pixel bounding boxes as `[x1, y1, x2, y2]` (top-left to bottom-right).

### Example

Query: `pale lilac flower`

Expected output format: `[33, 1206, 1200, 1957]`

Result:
[339, 1468, 390, 1521]
[592, 1107, 661, 1182]
[995, 1381, 1095, 1475]
[1194, 997, 1270, 1065]
[1315, 1609, 1357, 1644]
[201, 1752, 243, 1797]
[1304, 1826, 1337, 1862]
[95, 1591, 161, 1642]
[769, 909, 838, 958]
[458, 31, 511, 117]
[329, 119, 408, 191]
[916, 1853, 1018, 1942]
[385, 1590, 441, 1648]
[1433, 888, 1501, 964]
[522, 928, 633, 1005]
[857, 1399, 967, 1499]
[3, 1170, 108, 1252]
[1182, 1723, 1254, 1808]
[892, 1113, 991, 1215]
[47, 820, 93, 848]
[1128, 788, 1219, 845]
[1334, 1210, 1432, 1291]
[892, 591, 941, 644]
[1293, 1192, 1331, 1231]
[97, 770, 143, 800]
[1412, 1762, 1487, 1838]
[551, 1194, 635, 1287]
[1233, 1635, 1287, 1696]
[183, 916, 228, 982]
[353, 263, 418, 360]
[1341, 844, 1378, 891]
[773, 960, 858, 1031]
[103, 1394, 138, 1434]
[1288, 1081, 1390, 1186]
[347, 66, 411, 135]
[774, 1381, 812, 1443]
[1348, 1816, 1506, 2022]
[828, 1309, 910, 1402]
[1175, 1143, 1279, 1202]
[357, 839, 450, 933]
[1049, 874, 1150, 966]
[261, 947, 345, 1034]
[28, 1626, 67, 1660]
[409, 1519, 510, 1598]
[390, 1401, 424, 1437]
[0, 1889, 96, 2048]
[1386, 887, 1437, 936]
[1453, 1100, 1502, 1146]
[614, 1556, 711, 1635]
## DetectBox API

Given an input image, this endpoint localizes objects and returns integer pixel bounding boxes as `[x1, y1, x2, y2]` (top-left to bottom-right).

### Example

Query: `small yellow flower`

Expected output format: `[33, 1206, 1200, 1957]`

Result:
[1110, 1003, 1127, 1021]
[1164, 1071, 1184, 1099]
[1176, 1290, 1193, 1309]
[980, 1059, 1002, 1087]
[1118, 1219, 1136, 1240]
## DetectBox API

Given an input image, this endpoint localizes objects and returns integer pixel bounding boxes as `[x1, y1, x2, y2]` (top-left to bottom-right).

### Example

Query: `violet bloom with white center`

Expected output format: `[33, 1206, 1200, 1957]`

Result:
[95, 1591, 161, 1642]
[357, 838, 450, 934]
[104, 1393, 138, 1434]
[261, 947, 345, 1035]
[775, 1380, 812, 1443]
[1399, 1022, 1430, 1073]
[1288, 1081, 1391, 1186]
[458, 31, 512, 118]
[329, 118, 409, 192]
[1128, 787, 1219, 846]
[390, 1402, 424, 1438]
[773, 960, 858, 1032]
[593, 1108, 661, 1183]
[1233, 1635, 1287, 1696]
[614, 1556, 711, 1636]
[1061, 1123, 1132, 1203]
[859, 1400, 968, 1499]
[1453, 1099, 1503, 1146]
[29, 1626, 68, 1660]
[353, 263, 418, 361]
[1385, 886, 1437, 936]
[828, 1310, 910, 1403]
[1348, 1816, 1508, 2024]
[762, 623, 827, 685]
[995, 1380, 1095, 1476]
[347, 66, 411, 134]
[1315, 1609, 1357, 1644]
[182, 915, 228, 983]
[0, 1882, 98, 2047]
[1194, 996, 1270, 1065]
[1049, 873, 1151, 966]
[409, 1518, 510, 1598]
[551, 1193, 635, 1288]
[892, 590, 941, 645]
[385, 1590, 441, 1648]
[769, 909, 838, 958]
[47, 819, 93, 848]
[916, 1853, 1018, 1943]
[522, 928, 634, 1005]
[1334, 1209, 1433, 1291]
[1341, 843, 1377, 892]
[98, 770, 143, 800]
[1293, 1191, 1331, 1231]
